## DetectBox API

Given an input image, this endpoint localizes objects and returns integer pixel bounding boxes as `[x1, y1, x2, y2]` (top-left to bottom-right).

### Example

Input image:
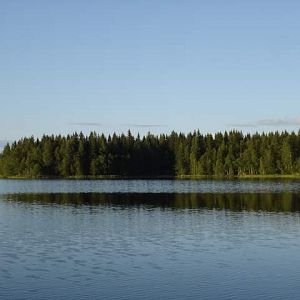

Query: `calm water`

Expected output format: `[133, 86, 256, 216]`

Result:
[1, 178, 300, 194]
[1, 179, 300, 299]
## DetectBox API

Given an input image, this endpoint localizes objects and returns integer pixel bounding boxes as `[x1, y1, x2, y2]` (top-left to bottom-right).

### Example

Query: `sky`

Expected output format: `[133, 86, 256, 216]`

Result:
[1, 0, 300, 141]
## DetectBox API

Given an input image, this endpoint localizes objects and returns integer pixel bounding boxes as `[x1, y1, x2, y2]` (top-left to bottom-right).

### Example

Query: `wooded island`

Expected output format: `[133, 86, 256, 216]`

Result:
[0, 130, 300, 178]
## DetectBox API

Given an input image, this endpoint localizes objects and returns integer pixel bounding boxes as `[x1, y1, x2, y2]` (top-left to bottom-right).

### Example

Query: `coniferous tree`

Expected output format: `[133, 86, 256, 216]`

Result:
[1, 130, 300, 177]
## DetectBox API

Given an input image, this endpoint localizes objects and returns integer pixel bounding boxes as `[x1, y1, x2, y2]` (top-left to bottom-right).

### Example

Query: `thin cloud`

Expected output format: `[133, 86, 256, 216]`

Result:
[68, 122, 167, 128]
[229, 116, 300, 128]
[68, 122, 103, 127]
[257, 117, 300, 126]
[227, 123, 258, 128]
[121, 124, 167, 128]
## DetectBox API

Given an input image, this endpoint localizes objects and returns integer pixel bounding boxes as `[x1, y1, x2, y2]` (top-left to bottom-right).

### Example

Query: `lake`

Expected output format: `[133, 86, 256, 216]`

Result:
[1, 179, 300, 299]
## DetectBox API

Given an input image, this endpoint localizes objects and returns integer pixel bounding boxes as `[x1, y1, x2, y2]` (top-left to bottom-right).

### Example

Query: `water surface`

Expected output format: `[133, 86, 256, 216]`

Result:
[1, 179, 300, 299]
[1, 178, 300, 194]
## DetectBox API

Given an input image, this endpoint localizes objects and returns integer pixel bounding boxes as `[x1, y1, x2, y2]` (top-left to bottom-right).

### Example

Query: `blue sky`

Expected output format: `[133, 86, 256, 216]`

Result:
[1, 0, 300, 141]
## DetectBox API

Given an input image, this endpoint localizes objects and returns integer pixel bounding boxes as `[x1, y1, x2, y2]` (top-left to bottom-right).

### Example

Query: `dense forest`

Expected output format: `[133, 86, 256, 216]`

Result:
[1, 130, 300, 178]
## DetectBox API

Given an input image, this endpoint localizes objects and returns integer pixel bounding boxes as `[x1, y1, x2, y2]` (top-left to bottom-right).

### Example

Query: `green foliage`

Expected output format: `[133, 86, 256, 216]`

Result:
[1, 130, 300, 177]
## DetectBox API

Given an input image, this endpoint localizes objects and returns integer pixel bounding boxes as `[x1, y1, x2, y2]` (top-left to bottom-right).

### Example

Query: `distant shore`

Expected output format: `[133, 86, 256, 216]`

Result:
[1, 174, 300, 180]
[2, 131, 300, 179]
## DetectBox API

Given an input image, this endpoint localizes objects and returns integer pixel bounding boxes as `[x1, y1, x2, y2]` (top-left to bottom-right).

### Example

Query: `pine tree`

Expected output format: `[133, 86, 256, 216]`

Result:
[281, 138, 293, 174]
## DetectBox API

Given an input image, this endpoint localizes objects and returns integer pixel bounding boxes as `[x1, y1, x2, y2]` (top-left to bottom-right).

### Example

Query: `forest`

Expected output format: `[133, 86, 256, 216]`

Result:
[0, 130, 300, 178]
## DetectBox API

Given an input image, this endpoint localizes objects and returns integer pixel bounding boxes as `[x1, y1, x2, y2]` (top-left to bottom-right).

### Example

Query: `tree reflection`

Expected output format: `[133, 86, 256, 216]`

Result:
[4, 192, 300, 212]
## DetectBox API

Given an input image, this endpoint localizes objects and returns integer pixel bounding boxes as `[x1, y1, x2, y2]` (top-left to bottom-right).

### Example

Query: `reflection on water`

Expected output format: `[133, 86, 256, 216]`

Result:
[1, 180, 300, 299]
[4, 192, 300, 212]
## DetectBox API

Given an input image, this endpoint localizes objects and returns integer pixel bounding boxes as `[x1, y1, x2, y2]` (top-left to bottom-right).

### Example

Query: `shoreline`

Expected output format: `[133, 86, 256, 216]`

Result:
[1, 174, 300, 180]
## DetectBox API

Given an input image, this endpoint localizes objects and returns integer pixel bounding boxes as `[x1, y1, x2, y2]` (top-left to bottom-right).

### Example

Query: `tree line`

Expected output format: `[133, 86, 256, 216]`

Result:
[0, 130, 300, 177]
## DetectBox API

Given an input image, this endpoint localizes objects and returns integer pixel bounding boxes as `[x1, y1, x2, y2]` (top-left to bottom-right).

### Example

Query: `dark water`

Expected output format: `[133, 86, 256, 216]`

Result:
[1, 180, 300, 299]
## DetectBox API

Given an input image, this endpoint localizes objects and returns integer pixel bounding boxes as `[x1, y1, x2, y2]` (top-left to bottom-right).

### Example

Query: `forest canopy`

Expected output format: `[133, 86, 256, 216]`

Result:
[1, 130, 300, 178]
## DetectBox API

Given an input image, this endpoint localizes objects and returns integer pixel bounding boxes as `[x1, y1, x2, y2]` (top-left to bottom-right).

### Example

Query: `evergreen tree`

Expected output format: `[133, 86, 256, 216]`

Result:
[1, 130, 300, 178]
[281, 138, 293, 174]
